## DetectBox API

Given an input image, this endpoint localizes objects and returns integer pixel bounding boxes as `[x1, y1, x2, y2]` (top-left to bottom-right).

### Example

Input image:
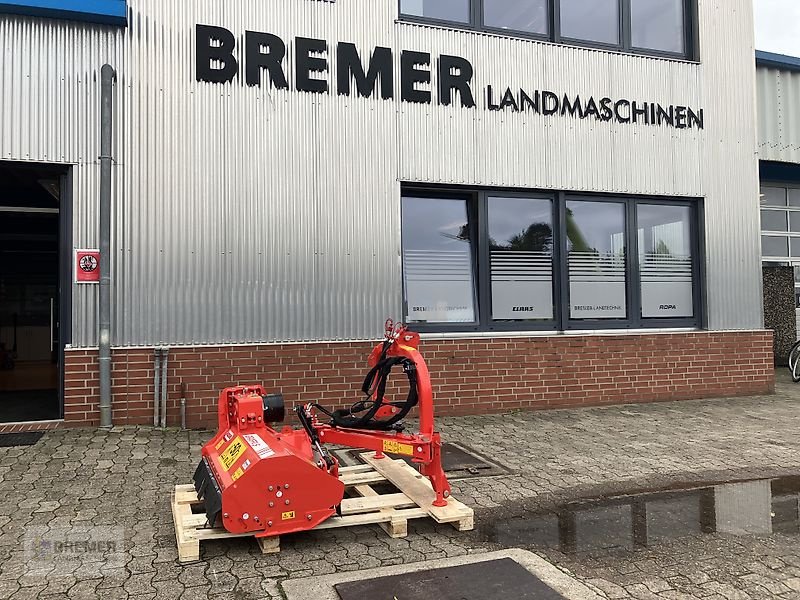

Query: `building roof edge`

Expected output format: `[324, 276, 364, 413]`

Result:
[757, 50, 800, 72]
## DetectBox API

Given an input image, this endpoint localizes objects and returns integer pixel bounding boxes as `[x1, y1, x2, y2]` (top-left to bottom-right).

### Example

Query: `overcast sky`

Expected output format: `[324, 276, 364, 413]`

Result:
[754, 0, 800, 56]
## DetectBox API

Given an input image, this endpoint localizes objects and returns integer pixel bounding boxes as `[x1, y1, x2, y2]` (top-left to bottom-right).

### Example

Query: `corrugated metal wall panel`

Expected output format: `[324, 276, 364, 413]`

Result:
[397, 27, 705, 196]
[0, 0, 762, 347]
[758, 65, 800, 164]
[698, 0, 762, 330]
[0, 13, 125, 346]
[109, 0, 402, 346]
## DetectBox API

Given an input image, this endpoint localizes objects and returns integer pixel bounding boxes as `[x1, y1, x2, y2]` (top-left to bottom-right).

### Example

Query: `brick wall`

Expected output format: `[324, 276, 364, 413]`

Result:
[63, 330, 775, 428]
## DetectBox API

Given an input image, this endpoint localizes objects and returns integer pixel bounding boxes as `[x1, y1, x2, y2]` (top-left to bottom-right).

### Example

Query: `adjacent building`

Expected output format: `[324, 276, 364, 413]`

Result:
[757, 51, 800, 343]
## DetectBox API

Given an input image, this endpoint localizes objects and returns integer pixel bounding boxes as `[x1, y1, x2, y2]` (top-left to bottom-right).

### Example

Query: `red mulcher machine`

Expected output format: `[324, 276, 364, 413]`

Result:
[193, 320, 452, 537]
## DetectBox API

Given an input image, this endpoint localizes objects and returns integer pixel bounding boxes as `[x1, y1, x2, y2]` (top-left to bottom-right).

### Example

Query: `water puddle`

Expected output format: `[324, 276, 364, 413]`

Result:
[488, 475, 800, 554]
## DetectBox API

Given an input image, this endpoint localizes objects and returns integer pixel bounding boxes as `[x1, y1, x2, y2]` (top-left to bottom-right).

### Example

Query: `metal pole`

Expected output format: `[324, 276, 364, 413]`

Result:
[98, 64, 116, 429]
[180, 381, 187, 430]
[160, 347, 170, 429]
[153, 348, 161, 427]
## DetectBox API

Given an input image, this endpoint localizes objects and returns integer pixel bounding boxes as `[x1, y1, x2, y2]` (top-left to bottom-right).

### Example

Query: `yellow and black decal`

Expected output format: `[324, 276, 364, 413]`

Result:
[219, 436, 246, 472]
[382, 439, 414, 456]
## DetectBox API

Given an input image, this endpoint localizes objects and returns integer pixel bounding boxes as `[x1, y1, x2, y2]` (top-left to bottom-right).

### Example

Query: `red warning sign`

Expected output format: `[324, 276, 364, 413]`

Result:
[75, 249, 101, 283]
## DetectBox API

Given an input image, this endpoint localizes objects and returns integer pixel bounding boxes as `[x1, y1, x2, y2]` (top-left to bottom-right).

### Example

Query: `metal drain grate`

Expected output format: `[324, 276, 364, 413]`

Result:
[334, 558, 565, 600]
[334, 442, 509, 480]
[0, 431, 45, 447]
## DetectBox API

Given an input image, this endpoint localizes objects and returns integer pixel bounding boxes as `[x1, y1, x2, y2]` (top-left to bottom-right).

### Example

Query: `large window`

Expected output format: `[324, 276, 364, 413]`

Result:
[560, 0, 619, 45]
[401, 196, 477, 323]
[761, 184, 800, 261]
[401, 189, 703, 331]
[484, 0, 549, 35]
[631, 0, 686, 54]
[489, 196, 554, 321]
[400, 0, 470, 23]
[637, 204, 694, 318]
[399, 0, 696, 60]
[567, 200, 627, 319]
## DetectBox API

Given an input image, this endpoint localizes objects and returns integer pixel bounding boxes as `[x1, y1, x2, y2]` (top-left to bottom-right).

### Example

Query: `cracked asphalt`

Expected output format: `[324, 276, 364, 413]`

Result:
[2, 372, 800, 599]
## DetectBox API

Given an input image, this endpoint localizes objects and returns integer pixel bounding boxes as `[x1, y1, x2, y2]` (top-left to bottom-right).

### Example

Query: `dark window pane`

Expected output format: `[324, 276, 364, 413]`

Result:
[400, 0, 470, 23]
[762, 210, 788, 232]
[789, 189, 800, 207]
[560, 0, 619, 45]
[761, 186, 787, 207]
[488, 197, 554, 321]
[638, 204, 693, 318]
[762, 236, 788, 258]
[484, 0, 548, 34]
[402, 196, 476, 323]
[631, 0, 685, 53]
[575, 504, 633, 550]
[567, 201, 627, 319]
[789, 212, 800, 232]
[790, 238, 800, 258]
[647, 496, 703, 541]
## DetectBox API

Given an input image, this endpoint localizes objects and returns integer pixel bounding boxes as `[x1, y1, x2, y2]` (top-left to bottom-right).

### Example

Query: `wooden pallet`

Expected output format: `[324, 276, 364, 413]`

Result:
[172, 452, 474, 564]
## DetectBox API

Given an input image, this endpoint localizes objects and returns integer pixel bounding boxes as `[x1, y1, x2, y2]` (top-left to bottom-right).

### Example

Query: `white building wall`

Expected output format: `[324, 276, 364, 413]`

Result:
[0, 0, 762, 347]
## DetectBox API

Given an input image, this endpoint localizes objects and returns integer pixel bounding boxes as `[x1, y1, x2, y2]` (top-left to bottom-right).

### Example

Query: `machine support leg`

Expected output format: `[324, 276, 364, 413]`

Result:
[422, 438, 451, 507]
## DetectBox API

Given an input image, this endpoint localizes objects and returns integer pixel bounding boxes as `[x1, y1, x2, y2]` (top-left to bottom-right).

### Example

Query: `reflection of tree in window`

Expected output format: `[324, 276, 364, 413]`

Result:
[655, 239, 673, 256]
[442, 224, 472, 243]
[490, 223, 553, 252]
[488, 198, 555, 321]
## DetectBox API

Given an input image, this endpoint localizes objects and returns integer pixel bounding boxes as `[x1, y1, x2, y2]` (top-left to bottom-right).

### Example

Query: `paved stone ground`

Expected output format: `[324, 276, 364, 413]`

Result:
[2, 373, 800, 599]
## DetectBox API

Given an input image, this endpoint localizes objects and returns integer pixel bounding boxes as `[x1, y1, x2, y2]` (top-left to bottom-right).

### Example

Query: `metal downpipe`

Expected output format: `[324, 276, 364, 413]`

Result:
[180, 382, 187, 430]
[153, 348, 162, 427]
[98, 64, 116, 429]
[160, 347, 170, 429]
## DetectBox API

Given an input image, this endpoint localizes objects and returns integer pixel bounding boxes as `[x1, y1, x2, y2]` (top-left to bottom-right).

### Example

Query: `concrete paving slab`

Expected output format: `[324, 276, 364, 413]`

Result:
[5, 379, 800, 598]
[280, 549, 603, 600]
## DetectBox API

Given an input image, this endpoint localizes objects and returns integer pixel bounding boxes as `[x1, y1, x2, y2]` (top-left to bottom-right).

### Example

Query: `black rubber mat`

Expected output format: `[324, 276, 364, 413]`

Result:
[334, 558, 565, 600]
[440, 443, 493, 471]
[0, 431, 45, 447]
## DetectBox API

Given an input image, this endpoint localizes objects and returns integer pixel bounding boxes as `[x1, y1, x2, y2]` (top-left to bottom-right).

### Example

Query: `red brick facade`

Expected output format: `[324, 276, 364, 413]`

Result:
[63, 330, 775, 428]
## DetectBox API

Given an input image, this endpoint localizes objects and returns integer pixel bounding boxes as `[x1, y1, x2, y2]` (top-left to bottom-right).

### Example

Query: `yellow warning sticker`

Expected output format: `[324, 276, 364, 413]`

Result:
[281, 511, 295, 521]
[382, 439, 414, 456]
[214, 436, 227, 451]
[231, 467, 244, 482]
[219, 436, 245, 472]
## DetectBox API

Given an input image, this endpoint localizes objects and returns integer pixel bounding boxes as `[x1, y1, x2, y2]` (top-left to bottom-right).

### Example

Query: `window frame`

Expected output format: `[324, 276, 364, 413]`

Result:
[400, 189, 482, 332]
[400, 185, 705, 333]
[562, 194, 631, 330]
[627, 0, 693, 58]
[629, 196, 705, 329]
[398, 0, 699, 62]
[482, 191, 561, 332]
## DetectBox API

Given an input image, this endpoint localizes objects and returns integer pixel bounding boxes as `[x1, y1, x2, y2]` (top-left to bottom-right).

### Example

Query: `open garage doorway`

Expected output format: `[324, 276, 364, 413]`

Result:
[0, 162, 70, 423]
